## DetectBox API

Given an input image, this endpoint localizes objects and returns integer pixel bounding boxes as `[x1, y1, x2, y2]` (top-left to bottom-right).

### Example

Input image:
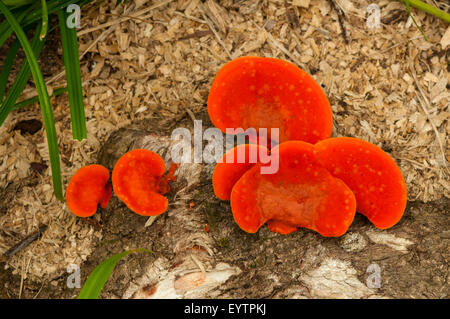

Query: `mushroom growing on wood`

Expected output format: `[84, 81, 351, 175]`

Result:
[212, 143, 270, 200]
[315, 137, 407, 229]
[66, 165, 112, 217]
[112, 149, 177, 216]
[230, 141, 356, 237]
[207, 56, 333, 145]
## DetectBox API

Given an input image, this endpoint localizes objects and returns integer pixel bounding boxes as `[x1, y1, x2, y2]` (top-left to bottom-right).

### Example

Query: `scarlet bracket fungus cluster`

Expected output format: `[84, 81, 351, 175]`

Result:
[209, 56, 407, 237]
[66, 149, 177, 217]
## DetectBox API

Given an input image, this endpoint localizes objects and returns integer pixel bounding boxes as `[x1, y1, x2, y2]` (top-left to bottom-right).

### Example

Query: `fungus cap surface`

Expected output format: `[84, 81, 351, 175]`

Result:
[112, 149, 169, 216]
[212, 143, 270, 200]
[315, 137, 407, 229]
[207, 56, 332, 144]
[66, 164, 111, 217]
[230, 141, 356, 237]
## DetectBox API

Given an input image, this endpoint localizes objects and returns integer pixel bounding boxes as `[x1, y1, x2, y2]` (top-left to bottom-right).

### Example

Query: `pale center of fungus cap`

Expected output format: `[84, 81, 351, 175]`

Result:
[256, 179, 324, 229]
[241, 96, 291, 142]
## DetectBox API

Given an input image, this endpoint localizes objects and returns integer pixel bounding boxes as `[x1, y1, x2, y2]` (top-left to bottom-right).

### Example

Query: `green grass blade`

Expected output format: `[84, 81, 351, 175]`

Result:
[0, 23, 46, 126]
[57, 8, 87, 141]
[0, 7, 28, 47]
[399, 0, 450, 23]
[0, 38, 21, 101]
[21, 0, 91, 27]
[39, 0, 48, 40]
[0, 24, 58, 123]
[12, 86, 68, 110]
[0, 1, 63, 200]
[1, 0, 34, 7]
[404, 0, 429, 42]
[77, 249, 152, 299]
[0, 0, 82, 44]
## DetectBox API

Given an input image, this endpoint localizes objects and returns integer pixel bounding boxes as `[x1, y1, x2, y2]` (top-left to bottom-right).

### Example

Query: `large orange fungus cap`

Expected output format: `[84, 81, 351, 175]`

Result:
[230, 141, 356, 237]
[207, 56, 333, 145]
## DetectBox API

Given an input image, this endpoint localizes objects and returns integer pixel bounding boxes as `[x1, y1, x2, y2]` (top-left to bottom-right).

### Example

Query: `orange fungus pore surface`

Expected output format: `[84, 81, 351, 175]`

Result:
[112, 149, 175, 216]
[230, 141, 356, 237]
[212, 143, 270, 200]
[66, 164, 111, 217]
[315, 137, 407, 229]
[207, 56, 333, 145]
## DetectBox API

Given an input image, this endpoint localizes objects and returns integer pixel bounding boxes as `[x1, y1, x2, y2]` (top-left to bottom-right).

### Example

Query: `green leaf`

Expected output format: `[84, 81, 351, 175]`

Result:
[0, 1, 91, 43]
[1, 0, 34, 7]
[57, 8, 87, 141]
[0, 1, 63, 200]
[77, 248, 153, 299]
[0, 37, 20, 101]
[0, 23, 46, 127]
[0, 6, 28, 47]
[12, 86, 68, 110]
[39, 0, 48, 40]
[404, 0, 429, 42]
[398, 0, 450, 24]
[21, 0, 92, 27]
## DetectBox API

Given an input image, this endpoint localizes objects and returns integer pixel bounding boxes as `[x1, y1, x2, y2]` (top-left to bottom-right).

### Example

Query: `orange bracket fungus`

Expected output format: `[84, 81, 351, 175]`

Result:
[207, 56, 333, 145]
[212, 143, 270, 200]
[66, 164, 112, 217]
[315, 137, 407, 229]
[230, 141, 356, 237]
[112, 149, 177, 216]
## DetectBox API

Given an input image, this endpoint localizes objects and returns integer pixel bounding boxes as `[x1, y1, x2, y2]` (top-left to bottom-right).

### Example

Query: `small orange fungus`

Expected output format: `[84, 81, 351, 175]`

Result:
[112, 149, 177, 216]
[66, 164, 112, 217]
